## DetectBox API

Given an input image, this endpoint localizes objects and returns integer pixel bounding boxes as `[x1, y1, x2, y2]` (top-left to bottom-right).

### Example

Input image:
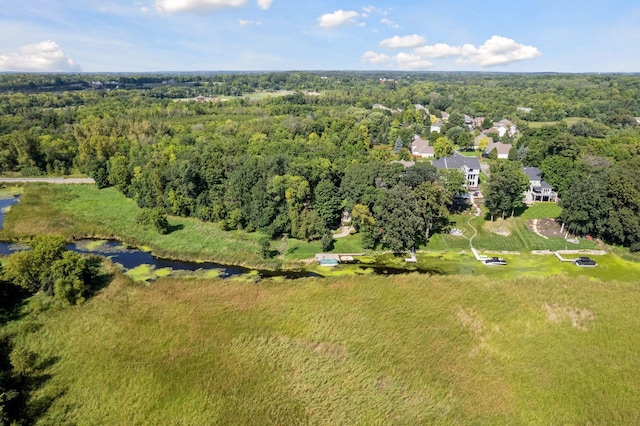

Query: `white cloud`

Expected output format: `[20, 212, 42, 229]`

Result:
[468, 35, 541, 66]
[256, 0, 272, 10]
[156, 0, 246, 14]
[318, 10, 359, 28]
[380, 34, 426, 49]
[361, 51, 391, 64]
[380, 18, 399, 29]
[239, 19, 260, 26]
[395, 53, 432, 70]
[414, 35, 541, 66]
[362, 5, 386, 16]
[0, 40, 80, 72]
[415, 43, 469, 58]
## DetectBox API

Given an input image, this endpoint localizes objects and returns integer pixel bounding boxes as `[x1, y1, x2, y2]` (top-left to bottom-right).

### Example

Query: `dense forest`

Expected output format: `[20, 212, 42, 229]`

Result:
[1, 72, 640, 251]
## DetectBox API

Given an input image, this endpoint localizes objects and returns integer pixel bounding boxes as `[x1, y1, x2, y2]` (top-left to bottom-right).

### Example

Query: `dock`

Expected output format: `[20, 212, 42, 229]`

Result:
[471, 246, 488, 261]
[553, 251, 573, 262]
[314, 253, 363, 265]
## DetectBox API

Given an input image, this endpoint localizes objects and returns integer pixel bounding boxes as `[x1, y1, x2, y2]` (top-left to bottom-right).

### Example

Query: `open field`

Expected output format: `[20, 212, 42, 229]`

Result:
[5, 273, 640, 424]
[526, 117, 593, 128]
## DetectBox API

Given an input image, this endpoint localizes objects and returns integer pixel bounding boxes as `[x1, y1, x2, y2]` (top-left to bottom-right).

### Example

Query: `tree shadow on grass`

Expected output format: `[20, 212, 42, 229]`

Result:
[168, 223, 185, 234]
[0, 336, 64, 424]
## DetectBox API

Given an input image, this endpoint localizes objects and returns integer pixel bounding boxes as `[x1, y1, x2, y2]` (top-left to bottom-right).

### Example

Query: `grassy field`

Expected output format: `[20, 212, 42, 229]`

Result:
[526, 117, 592, 128]
[5, 273, 640, 424]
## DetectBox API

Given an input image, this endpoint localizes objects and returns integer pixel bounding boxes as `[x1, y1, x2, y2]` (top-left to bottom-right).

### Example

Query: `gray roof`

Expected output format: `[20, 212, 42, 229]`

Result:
[523, 167, 543, 180]
[432, 152, 480, 170]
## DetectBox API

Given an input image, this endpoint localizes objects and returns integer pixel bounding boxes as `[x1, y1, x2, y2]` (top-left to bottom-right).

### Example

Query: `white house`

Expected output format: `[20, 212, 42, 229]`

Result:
[432, 152, 481, 188]
[523, 167, 558, 203]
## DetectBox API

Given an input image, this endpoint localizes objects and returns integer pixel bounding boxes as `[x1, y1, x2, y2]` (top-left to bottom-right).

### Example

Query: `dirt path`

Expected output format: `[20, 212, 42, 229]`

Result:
[333, 225, 355, 239]
[0, 177, 95, 184]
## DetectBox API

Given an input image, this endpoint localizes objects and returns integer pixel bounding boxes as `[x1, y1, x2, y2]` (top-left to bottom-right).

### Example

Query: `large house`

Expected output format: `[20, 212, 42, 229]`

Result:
[485, 140, 513, 159]
[432, 152, 480, 188]
[523, 167, 558, 203]
[410, 135, 435, 158]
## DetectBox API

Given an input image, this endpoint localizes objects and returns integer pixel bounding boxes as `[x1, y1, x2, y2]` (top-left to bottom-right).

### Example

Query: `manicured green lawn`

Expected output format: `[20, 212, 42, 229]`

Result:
[6, 273, 640, 424]
[520, 202, 562, 219]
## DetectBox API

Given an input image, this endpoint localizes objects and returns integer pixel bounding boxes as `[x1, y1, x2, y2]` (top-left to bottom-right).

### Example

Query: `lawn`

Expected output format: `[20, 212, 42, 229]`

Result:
[5, 273, 640, 424]
[520, 203, 562, 219]
[526, 117, 592, 128]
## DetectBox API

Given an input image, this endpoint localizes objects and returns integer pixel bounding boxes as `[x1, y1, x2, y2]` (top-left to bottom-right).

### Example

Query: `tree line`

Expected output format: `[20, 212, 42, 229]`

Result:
[0, 72, 639, 250]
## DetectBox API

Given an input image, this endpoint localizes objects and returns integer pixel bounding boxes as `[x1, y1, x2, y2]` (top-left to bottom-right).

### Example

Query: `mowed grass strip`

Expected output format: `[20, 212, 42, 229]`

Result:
[7, 274, 640, 424]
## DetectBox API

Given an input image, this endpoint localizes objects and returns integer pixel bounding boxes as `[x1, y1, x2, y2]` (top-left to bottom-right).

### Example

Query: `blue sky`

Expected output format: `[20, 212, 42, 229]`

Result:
[1, 0, 639, 72]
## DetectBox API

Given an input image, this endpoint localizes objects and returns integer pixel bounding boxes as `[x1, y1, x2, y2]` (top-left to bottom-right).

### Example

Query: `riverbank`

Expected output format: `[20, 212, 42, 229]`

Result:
[0, 183, 289, 270]
[3, 183, 640, 282]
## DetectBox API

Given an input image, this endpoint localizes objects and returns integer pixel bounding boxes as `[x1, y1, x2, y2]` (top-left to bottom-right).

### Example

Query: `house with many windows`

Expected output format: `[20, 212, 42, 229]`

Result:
[432, 152, 480, 188]
[523, 167, 558, 203]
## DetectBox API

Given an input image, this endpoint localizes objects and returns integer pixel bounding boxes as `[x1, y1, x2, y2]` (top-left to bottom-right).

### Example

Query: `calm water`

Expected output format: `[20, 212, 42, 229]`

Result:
[0, 195, 20, 229]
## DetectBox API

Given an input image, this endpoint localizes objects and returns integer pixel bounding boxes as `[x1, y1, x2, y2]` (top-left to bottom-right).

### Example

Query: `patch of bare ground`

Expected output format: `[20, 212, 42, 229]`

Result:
[529, 218, 564, 238]
[483, 218, 513, 236]
[544, 303, 595, 331]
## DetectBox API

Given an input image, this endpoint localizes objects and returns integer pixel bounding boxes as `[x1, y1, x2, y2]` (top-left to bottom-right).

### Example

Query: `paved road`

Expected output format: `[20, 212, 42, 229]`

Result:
[0, 177, 95, 184]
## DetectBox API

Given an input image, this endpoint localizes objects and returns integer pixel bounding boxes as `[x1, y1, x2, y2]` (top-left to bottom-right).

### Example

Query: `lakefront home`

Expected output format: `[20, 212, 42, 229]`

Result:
[432, 152, 480, 188]
[523, 167, 558, 203]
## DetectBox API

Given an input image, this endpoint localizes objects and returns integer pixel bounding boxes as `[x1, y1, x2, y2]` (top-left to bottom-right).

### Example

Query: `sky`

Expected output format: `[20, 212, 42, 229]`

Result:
[1, 0, 639, 73]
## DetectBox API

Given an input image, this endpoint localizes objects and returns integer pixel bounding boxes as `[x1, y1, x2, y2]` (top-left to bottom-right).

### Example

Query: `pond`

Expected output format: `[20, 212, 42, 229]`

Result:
[0, 238, 319, 281]
[0, 195, 20, 229]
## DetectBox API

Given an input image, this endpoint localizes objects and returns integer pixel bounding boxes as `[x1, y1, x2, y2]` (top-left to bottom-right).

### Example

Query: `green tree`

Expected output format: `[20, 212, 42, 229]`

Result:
[374, 184, 424, 252]
[3, 235, 99, 303]
[313, 179, 341, 230]
[485, 162, 529, 220]
[433, 136, 454, 159]
[393, 136, 404, 154]
[414, 181, 452, 240]
[351, 203, 376, 249]
[107, 154, 131, 192]
[137, 207, 170, 234]
[540, 155, 573, 197]
[438, 169, 467, 198]
[400, 163, 437, 189]
[321, 230, 334, 252]
[457, 132, 474, 151]
[258, 235, 272, 259]
[560, 171, 611, 237]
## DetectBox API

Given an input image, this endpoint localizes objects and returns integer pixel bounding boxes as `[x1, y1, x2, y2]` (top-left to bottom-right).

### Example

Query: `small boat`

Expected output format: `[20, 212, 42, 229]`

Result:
[483, 257, 507, 266]
[574, 257, 597, 267]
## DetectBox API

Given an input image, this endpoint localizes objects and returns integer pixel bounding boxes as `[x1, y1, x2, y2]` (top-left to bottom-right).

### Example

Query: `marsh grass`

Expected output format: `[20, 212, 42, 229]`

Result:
[6, 274, 640, 424]
[0, 184, 283, 268]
